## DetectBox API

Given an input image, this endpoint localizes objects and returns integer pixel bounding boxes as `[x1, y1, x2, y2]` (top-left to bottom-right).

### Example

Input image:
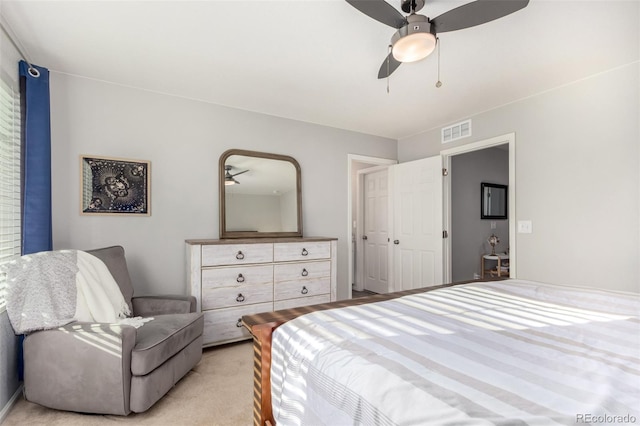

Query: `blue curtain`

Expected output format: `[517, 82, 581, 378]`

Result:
[18, 60, 52, 381]
[19, 60, 52, 255]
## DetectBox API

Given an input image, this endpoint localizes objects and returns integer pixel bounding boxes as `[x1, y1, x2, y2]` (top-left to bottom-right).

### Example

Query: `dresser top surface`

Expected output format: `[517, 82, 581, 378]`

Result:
[186, 237, 337, 245]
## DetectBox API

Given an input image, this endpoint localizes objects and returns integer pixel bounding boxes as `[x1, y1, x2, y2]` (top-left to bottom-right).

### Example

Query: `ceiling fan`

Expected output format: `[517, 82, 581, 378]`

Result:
[224, 165, 249, 186]
[346, 0, 529, 78]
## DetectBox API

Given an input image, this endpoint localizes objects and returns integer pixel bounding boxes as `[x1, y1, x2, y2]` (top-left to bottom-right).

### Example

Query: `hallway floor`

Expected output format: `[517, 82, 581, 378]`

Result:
[352, 289, 377, 298]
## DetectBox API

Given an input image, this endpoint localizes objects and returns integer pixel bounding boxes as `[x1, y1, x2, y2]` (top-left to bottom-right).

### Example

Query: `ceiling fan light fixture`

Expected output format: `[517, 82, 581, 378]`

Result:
[225, 177, 238, 185]
[390, 15, 436, 63]
[392, 32, 436, 62]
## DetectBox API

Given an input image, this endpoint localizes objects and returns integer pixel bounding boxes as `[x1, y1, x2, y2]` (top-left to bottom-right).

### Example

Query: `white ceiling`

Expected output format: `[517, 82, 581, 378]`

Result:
[2, 0, 638, 140]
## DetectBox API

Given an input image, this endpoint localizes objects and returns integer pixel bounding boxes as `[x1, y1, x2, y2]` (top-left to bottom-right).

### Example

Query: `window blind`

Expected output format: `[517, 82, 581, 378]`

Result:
[0, 75, 21, 311]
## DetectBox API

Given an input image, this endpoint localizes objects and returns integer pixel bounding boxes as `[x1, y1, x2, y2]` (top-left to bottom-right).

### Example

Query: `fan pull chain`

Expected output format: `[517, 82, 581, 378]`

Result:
[435, 37, 442, 88]
[386, 45, 392, 94]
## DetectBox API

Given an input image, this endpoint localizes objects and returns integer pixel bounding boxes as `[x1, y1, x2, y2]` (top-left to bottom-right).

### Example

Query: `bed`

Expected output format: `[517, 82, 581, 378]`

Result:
[243, 279, 639, 426]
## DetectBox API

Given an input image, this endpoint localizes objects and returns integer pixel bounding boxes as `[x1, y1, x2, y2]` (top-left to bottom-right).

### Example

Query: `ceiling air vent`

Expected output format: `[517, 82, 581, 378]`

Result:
[441, 119, 471, 144]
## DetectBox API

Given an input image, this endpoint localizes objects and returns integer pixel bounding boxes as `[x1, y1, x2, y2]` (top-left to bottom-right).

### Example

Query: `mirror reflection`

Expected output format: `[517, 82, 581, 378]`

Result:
[220, 150, 302, 238]
[481, 182, 508, 219]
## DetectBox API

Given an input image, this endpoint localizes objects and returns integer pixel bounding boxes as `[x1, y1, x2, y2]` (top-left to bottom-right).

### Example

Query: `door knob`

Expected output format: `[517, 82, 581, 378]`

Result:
[394, 240, 400, 245]
[362, 235, 368, 240]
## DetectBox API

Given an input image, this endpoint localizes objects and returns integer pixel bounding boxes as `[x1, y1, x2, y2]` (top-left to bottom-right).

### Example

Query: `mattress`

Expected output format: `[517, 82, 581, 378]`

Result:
[270, 280, 639, 425]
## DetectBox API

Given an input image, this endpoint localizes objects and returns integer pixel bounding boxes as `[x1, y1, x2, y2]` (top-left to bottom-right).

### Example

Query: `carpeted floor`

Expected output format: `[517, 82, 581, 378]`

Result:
[3, 341, 254, 426]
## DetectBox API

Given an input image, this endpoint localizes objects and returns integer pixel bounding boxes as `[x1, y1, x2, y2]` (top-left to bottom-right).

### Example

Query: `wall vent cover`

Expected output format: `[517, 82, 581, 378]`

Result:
[441, 119, 471, 143]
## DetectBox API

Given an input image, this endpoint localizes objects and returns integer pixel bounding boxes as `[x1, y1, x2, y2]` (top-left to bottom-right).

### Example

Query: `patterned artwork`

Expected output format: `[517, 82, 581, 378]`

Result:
[81, 156, 150, 215]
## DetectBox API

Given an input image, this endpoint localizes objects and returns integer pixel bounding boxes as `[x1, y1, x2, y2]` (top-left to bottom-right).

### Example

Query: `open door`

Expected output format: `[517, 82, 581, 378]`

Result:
[363, 169, 390, 293]
[391, 156, 443, 291]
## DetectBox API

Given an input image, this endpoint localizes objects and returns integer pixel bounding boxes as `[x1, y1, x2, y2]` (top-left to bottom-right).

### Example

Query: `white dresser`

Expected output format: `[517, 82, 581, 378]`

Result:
[186, 237, 338, 347]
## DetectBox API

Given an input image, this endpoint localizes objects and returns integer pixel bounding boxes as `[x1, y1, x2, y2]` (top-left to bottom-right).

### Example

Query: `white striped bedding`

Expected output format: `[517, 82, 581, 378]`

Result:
[270, 280, 640, 425]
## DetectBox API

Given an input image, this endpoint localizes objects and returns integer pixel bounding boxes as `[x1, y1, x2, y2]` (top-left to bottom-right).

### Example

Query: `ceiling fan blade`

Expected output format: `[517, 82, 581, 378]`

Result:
[377, 53, 402, 79]
[346, 0, 407, 29]
[431, 0, 529, 33]
[231, 169, 249, 177]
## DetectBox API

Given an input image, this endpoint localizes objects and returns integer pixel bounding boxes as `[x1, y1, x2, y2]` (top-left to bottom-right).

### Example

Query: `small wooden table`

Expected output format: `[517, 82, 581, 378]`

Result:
[481, 253, 509, 278]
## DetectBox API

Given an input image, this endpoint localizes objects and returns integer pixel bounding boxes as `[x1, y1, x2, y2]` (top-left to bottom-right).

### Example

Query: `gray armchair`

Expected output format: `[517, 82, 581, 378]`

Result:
[22, 246, 204, 415]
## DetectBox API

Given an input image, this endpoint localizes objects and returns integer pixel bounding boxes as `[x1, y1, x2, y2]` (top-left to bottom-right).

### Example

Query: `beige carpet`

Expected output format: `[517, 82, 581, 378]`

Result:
[3, 341, 254, 426]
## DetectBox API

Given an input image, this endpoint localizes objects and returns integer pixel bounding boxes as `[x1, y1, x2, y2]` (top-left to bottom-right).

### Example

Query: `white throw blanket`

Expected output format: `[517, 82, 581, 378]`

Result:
[2, 249, 152, 334]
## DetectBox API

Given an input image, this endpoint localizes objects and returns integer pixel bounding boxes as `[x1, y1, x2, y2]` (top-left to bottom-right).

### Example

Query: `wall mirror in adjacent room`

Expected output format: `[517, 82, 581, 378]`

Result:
[481, 182, 508, 219]
[219, 149, 302, 238]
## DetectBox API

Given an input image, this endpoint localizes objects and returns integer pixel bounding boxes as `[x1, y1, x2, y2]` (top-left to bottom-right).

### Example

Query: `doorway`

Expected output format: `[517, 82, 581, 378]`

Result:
[442, 133, 516, 283]
[347, 154, 396, 299]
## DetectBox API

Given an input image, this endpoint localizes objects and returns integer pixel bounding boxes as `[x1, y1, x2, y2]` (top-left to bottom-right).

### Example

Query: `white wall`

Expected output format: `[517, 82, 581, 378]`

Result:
[400, 63, 640, 293]
[280, 189, 297, 232]
[50, 73, 397, 301]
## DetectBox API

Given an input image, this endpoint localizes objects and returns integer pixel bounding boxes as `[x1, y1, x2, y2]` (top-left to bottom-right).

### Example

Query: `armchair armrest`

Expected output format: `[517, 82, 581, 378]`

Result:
[132, 295, 196, 316]
[23, 322, 137, 415]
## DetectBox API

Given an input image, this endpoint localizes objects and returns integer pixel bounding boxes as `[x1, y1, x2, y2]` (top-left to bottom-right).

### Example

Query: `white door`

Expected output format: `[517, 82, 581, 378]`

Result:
[363, 169, 390, 293]
[392, 156, 443, 290]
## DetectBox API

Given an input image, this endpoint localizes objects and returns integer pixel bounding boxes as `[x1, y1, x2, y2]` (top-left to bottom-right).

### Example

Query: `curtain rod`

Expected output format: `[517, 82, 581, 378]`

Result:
[0, 15, 40, 77]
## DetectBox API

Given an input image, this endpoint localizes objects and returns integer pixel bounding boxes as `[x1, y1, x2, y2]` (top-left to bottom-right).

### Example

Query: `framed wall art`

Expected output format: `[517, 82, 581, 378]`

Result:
[80, 155, 150, 215]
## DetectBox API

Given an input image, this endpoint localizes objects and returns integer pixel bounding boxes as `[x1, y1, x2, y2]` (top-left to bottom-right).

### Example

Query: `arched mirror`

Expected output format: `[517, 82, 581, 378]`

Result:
[219, 149, 302, 238]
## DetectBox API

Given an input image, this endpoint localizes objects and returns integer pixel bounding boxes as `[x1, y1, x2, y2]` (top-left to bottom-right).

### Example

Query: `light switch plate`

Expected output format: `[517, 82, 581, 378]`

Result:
[518, 220, 532, 234]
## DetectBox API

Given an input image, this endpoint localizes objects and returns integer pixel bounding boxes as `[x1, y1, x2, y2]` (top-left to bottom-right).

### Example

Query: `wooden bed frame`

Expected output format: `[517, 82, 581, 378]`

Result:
[242, 281, 481, 426]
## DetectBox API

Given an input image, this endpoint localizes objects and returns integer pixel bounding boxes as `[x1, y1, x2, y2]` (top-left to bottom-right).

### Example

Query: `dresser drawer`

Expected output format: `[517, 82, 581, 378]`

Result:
[202, 265, 273, 290]
[202, 282, 273, 310]
[274, 294, 330, 311]
[202, 243, 273, 266]
[273, 241, 330, 262]
[202, 302, 272, 346]
[274, 277, 330, 301]
[274, 260, 330, 283]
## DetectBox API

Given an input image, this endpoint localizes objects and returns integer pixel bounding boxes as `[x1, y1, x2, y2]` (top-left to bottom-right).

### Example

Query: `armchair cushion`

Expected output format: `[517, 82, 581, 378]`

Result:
[87, 246, 134, 312]
[131, 312, 203, 376]
[132, 295, 196, 316]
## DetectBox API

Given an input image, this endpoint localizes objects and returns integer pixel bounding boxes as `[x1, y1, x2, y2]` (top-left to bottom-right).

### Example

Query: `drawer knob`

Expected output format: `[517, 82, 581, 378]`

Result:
[236, 319, 243, 328]
[236, 273, 245, 283]
[301, 268, 308, 277]
[301, 286, 309, 295]
[301, 248, 308, 256]
[236, 293, 245, 302]
[236, 251, 245, 260]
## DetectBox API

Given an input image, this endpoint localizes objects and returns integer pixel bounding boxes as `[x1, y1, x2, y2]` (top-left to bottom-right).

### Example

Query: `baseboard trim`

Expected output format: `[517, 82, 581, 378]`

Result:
[0, 384, 23, 423]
